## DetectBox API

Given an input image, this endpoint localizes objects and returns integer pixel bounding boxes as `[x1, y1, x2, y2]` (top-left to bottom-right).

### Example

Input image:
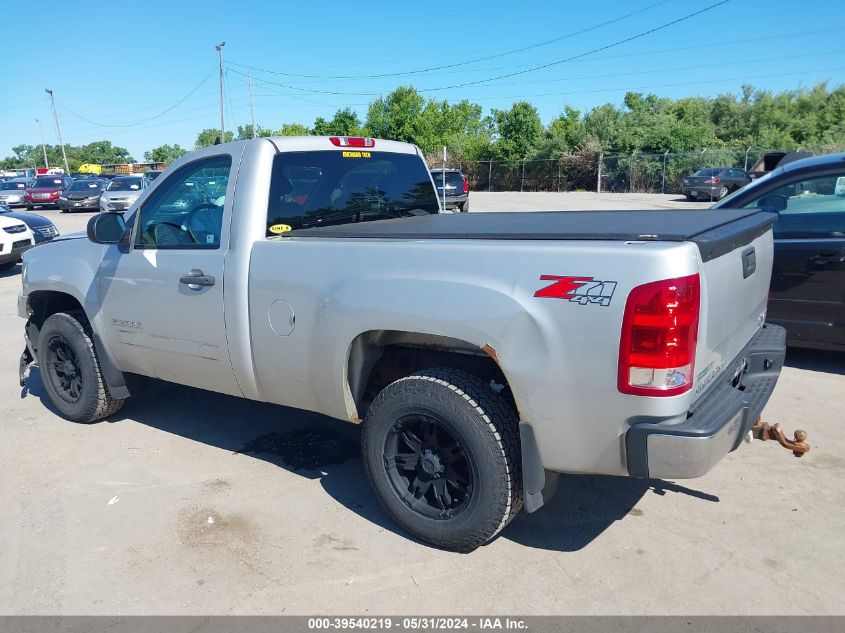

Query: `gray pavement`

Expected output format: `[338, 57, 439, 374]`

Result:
[1, 198, 842, 615]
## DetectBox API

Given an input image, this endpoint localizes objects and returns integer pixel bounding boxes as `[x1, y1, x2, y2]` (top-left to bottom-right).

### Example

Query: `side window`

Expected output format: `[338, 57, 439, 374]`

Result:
[744, 172, 845, 239]
[134, 155, 231, 249]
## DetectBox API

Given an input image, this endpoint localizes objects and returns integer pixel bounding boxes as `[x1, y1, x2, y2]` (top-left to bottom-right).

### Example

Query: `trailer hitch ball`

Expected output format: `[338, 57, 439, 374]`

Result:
[751, 419, 810, 457]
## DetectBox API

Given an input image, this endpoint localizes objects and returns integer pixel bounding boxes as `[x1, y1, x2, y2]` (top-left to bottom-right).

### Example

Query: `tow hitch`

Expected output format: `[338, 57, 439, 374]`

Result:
[750, 419, 810, 457]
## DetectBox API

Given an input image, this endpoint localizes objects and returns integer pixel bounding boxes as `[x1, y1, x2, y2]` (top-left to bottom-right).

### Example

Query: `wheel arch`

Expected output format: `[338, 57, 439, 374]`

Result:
[344, 329, 554, 513]
[25, 289, 132, 399]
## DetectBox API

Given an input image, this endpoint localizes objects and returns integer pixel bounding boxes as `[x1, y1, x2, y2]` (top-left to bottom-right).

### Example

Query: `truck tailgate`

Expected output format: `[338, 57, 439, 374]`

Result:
[691, 213, 777, 399]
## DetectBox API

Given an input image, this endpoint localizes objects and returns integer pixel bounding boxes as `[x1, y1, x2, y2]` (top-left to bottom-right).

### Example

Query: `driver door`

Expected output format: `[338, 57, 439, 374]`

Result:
[97, 154, 241, 396]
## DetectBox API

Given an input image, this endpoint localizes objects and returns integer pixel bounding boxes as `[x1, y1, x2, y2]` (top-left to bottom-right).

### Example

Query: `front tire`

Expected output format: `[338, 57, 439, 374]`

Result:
[37, 310, 124, 423]
[363, 368, 522, 551]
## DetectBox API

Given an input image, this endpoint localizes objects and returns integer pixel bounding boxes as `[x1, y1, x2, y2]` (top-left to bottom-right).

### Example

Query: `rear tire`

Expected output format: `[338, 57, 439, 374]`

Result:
[363, 368, 522, 551]
[460, 199, 469, 212]
[0, 261, 16, 272]
[37, 310, 124, 423]
[685, 194, 696, 201]
[718, 185, 730, 199]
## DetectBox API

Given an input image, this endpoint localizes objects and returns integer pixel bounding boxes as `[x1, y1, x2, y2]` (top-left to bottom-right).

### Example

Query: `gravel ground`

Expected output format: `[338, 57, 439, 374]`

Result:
[0, 199, 842, 616]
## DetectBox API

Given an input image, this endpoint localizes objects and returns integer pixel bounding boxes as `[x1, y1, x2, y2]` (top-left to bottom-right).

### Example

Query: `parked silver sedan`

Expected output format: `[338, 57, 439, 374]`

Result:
[99, 175, 150, 212]
[0, 180, 29, 207]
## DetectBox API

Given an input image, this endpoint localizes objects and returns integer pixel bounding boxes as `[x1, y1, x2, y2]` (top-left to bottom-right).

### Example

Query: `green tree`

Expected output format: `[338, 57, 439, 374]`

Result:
[143, 143, 188, 164]
[312, 108, 364, 136]
[274, 123, 310, 136]
[365, 86, 425, 144]
[492, 101, 543, 165]
[195, 128, 233, 148]
[236, 124, 273, 140]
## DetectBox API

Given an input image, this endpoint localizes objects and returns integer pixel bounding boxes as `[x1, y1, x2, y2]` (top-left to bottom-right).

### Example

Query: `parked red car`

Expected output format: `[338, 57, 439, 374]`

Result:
[25, 175, 73, 210]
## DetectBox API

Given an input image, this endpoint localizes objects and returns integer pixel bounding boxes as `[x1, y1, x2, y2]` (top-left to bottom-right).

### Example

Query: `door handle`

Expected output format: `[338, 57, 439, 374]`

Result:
[179, 269, 215, 287]
[810, 250, 845, 265]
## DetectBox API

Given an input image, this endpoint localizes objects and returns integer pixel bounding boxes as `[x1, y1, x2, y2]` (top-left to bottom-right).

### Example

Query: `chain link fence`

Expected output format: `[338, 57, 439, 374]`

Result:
[431, 148, 842, 195]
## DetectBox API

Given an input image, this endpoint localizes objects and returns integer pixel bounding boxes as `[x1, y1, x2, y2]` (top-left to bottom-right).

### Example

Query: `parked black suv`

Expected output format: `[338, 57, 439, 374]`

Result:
[713, 152, 845, 351]
[430, 168, 469, 212]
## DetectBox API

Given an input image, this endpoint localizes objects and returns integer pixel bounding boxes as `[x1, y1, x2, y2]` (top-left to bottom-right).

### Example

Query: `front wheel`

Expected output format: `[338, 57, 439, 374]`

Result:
[363, 368, 522, 551]
[37, 310, 124, 423]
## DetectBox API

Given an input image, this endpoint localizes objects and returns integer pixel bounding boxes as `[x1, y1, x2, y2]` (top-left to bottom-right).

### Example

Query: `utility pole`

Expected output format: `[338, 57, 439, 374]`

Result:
[247, 71, 257, 139]
[36, 118, 49, 168]
[215, 41, 226, 143]
[44, 89, 70, 175]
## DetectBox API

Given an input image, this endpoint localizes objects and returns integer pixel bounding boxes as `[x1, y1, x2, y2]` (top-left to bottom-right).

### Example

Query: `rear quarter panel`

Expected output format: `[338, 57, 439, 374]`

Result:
[246, 237, 705, 476]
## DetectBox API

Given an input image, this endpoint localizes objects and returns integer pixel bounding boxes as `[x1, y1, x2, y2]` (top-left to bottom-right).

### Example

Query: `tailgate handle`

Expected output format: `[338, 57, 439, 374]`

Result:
[742, 247, 756, 279]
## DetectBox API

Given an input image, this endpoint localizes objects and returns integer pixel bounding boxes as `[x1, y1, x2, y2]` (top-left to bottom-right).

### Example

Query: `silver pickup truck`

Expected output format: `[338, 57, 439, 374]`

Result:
[19, 136, 787, 551]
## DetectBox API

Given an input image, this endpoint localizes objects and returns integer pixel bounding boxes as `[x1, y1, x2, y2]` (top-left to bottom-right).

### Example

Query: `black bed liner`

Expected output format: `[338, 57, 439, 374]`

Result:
[288, 209, 777, 262]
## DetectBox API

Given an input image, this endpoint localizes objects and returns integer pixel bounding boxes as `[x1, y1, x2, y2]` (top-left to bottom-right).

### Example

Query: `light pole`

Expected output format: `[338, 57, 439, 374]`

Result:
[44, 89, 70, 175]
[215, 41, 226, 144]
[36, 118, 49, 168]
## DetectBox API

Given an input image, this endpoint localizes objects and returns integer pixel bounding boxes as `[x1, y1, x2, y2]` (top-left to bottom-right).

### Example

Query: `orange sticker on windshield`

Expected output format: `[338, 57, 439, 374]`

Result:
[342, 151, 371, 158]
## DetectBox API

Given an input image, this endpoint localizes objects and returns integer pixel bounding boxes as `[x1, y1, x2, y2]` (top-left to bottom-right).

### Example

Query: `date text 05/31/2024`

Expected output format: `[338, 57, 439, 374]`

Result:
[307, 617, 528, 630]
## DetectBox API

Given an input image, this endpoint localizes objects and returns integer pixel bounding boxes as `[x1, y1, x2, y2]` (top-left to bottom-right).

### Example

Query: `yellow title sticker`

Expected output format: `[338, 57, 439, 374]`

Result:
[342, 151, 371, 158]
[269, 223, 292, 235]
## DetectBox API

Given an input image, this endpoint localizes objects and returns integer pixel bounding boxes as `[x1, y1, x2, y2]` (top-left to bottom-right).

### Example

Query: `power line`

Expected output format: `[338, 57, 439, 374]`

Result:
[274, 27, 845, 85]
[464, 66, 845, 102]
[226, 0, 733, 96]
[479, 48, 845, 88]
[58, 68, 216, 128]
[419, 0, 733, 91]
[226, 0, 676, 80]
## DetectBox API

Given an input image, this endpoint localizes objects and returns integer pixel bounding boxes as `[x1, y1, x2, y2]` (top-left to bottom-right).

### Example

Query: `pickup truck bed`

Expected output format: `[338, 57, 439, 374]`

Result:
[291, 209, 774, 261]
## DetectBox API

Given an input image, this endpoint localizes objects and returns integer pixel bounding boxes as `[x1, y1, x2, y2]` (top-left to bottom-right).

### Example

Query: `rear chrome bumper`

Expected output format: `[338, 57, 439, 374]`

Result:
[625, 324, 787, 479]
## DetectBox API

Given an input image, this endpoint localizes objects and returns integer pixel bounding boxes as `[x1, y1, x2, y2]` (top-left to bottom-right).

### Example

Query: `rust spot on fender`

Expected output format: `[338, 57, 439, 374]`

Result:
[481, 343, 500, 366]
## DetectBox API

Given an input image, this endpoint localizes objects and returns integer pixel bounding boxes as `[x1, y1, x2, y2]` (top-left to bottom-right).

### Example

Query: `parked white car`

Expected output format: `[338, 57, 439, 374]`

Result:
[0, 214, 34, 271]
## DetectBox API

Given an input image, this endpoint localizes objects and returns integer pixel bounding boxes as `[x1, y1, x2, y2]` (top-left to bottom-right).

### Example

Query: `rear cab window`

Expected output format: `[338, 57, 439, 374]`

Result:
[431, 171, 464, 187]
[265, 151, 438, 236]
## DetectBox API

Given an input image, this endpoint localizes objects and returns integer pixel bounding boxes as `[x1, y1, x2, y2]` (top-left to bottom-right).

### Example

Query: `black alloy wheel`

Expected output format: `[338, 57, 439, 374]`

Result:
[384, 413, 473, 520]
[44, 334, 84, 404]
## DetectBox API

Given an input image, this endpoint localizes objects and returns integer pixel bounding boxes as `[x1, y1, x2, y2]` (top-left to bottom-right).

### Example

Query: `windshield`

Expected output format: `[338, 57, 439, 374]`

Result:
[107, 178, 143, 192]
[0, 182, 26, 190]
[33, 178, 64, 188]
[68, 180, 104, 192]
[266, 151, 439, 232]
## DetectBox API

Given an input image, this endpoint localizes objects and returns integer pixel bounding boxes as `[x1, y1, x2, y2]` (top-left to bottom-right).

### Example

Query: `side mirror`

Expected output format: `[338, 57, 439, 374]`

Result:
[756, 194, 787, 212]
[87, 212, 127, 244]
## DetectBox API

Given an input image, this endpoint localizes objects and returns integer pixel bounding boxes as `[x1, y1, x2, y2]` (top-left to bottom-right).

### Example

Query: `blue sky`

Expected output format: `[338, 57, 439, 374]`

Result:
[3, 0, 844, 161]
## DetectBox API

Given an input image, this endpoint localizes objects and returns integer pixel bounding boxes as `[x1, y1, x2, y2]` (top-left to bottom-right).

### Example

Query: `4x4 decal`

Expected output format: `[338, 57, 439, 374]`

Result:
[534, 275, 617, 306]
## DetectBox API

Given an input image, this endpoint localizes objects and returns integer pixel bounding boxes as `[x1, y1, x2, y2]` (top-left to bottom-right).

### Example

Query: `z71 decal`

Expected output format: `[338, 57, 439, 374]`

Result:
[534, 275, 617, 306]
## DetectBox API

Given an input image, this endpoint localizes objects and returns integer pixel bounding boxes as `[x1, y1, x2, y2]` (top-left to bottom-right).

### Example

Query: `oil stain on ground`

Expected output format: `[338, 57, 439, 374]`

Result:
[238, 429, 358, 471]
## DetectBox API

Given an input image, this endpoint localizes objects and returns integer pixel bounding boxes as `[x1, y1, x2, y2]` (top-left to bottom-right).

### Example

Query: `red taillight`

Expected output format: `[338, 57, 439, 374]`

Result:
[463, 181, 469, 194]
[709, 176, 720, 184]
[618, 274, 700, 397]
[329, 136, 375, 148]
